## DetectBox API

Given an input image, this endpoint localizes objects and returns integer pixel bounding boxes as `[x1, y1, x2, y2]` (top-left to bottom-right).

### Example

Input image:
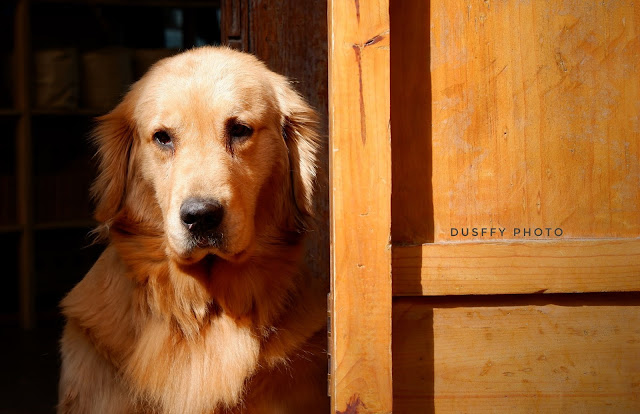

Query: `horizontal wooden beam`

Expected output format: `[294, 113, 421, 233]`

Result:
[393, 239, 640, 296]
[393, 297, 640, 413]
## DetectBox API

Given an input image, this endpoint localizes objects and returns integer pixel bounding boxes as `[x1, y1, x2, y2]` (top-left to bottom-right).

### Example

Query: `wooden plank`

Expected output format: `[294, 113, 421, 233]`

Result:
[393, 296, 640, 413]
[429, 1, 640, 241]
[393, 239, 640, 296]
[329, 0, 392, 412]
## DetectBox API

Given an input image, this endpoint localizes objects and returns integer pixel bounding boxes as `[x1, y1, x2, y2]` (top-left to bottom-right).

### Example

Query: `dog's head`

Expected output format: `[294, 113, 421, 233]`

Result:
[91, 47, 320, 264]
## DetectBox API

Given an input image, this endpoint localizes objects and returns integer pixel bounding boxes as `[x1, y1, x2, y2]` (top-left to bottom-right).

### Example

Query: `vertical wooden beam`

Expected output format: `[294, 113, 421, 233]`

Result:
[328, 0, 392, 412]
[15, 0, 34, 330]
[220, 0, 248, 51]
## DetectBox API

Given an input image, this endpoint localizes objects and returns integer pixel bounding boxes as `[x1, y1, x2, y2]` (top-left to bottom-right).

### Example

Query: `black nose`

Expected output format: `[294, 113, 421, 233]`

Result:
[180, 198, 224, 235]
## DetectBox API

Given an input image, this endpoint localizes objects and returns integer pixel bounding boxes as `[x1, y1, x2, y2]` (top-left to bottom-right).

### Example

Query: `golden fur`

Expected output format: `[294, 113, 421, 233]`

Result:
[58, 47, 328, 414]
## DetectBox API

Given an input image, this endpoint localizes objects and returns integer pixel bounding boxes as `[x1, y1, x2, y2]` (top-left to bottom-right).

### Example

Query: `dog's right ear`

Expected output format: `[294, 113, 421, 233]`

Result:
[91, 98, 136, 224]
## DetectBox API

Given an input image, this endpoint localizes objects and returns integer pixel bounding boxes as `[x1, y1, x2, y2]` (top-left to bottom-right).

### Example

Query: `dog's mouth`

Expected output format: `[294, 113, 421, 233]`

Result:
[170, 236, 252, 266]
[191, 232, 224, 250]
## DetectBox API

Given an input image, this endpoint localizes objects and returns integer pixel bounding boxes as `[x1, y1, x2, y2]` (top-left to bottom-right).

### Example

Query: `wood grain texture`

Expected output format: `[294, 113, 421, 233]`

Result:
[329, 0, 392, 412]
[248, 0, 329, 281]
[429, 1, 640, 241]
[393, 296, 640, 413]
[393, 239, 640, 296]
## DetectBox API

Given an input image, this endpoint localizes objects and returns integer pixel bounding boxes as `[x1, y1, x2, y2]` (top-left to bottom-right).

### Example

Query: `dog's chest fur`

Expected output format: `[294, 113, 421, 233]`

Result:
[62, 247, 270, 414]
[125, 312, 261, 414]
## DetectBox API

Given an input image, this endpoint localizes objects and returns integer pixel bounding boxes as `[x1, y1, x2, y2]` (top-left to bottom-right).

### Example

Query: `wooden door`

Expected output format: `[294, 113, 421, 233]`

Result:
[330, 0, 640, 413]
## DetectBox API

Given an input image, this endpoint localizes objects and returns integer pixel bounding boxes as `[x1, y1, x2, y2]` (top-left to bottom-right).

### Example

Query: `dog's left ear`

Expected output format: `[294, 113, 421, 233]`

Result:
[91, 96, 137, 225]
[274, 77, 321, 229]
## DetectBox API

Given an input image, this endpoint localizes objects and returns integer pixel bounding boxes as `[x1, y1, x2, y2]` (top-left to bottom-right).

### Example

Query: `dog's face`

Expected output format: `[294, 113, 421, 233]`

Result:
[135, 53, 287, 264]
[91, 47, 319, 264]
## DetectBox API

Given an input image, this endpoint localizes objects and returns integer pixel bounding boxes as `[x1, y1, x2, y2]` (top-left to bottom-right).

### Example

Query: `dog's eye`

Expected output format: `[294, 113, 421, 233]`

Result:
[228, 123, 253, 141]
[154, 130, 173, 147]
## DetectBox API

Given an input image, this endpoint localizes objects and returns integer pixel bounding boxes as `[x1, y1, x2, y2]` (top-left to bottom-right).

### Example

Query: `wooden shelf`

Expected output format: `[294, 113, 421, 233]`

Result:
[0, 224, 23, 234]
[32, 0, 220, 7]
[34, 219, 96, 231]
[32, 108, 105, 117]
[0, 109, 22, 117]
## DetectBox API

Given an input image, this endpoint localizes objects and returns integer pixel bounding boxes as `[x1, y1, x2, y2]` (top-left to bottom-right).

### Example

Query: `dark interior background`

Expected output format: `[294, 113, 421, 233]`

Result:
[0, 0, 328, 413]
[0, 1, 222, 412]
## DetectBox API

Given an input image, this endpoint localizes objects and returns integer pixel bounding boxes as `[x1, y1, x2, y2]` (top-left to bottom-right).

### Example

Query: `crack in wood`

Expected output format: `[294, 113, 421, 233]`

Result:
[351, 32, 389, 146]
[364, 34, 385, 47]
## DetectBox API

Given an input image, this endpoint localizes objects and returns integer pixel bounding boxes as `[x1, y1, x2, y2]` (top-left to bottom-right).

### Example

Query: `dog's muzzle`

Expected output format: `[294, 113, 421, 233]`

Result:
[180, 197, 224, 247]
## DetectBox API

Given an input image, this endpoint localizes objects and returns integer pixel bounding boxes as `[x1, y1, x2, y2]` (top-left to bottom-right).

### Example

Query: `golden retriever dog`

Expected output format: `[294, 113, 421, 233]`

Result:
[58, 46, 328, 414]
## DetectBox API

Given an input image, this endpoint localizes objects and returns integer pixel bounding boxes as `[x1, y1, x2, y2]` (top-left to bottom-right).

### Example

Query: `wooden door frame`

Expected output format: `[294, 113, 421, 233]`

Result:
[328, 1, 393, 412]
